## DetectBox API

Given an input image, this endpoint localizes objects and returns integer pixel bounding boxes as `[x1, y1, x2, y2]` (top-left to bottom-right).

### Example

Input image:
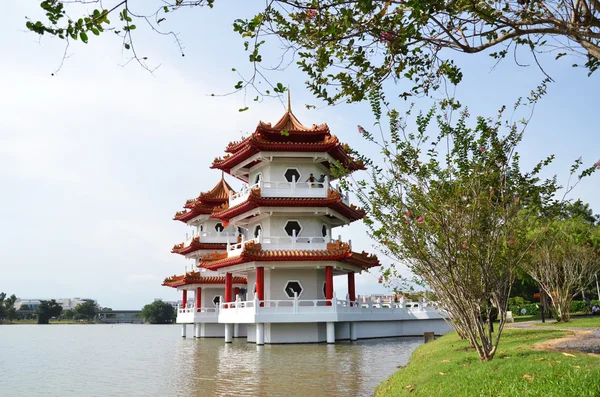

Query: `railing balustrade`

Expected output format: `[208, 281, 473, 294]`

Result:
[228, 176, 333, 207]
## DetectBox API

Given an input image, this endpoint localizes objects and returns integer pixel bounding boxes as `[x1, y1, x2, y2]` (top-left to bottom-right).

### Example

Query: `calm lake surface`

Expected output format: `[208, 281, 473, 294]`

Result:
[0, 324, 421, 397]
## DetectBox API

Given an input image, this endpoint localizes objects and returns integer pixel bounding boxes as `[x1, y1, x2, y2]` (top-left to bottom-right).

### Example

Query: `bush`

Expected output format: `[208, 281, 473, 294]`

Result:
[571, 300, 600, 313]
[508, 296, 530, 307]
[509, 303, 540, 316]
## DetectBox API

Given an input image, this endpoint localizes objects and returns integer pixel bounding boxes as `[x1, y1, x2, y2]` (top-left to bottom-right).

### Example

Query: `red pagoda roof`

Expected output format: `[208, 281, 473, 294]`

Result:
[174, 177, 234, 222]
[198, 240, 380, 270]
[211, 188, 365, 222]
[172, 238, 228, 256]
[211, 103, 364, 176]
[162, 271, 247, 288]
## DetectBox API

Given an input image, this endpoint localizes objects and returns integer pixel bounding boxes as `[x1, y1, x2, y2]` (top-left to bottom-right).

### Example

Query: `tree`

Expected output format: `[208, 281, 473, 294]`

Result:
[62, 309, 75, 320]
[141, 300, 176, 324]
[25, 1, 600, 102]
[343, 97, 596, 361]
[3, 295, 18, 322]
[73, 300, 98, 321]
[35, 300, 63, 324]
[522, 217, 600, 322]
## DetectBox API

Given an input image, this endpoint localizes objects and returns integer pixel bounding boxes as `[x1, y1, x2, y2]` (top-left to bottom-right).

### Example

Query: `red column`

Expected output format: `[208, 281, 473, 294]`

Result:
[195, 287, 202, 311]
[326, 266, 334, 306]
[256, 267, 264, 307]
[225, 273, 232, 307]
[182, 290, 188, 309]
[348, 272, 356, 306]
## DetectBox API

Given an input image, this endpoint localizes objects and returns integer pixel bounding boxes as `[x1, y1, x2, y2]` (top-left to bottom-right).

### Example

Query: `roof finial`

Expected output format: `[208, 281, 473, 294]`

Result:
[287, 88, 291, 113]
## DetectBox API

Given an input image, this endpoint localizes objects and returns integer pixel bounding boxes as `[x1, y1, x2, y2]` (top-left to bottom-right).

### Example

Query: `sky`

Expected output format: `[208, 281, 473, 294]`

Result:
[1, 1, 598, 309]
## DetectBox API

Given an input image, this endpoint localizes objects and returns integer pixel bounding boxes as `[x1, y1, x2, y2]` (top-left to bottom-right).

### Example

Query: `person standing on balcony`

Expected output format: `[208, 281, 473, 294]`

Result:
[317, 174, 325, 188]
[306, 173, 316, 187]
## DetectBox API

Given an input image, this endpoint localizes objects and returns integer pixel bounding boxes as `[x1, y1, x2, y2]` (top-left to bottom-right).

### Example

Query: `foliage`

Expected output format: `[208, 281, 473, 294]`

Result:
[35, 300, 63, 324]
[61, 309, 75, 320]
[508, 296, 531, 308]
[341, 96, 580, 361]
[24, 1, 600, 101]
[141, 300, 176, 324]
[521, 216, 600, 322]
[73, 300, 98, 321]
[0, 293, 18, 322]
[375, 329, 600, 397]
[509, 303, 541, 316]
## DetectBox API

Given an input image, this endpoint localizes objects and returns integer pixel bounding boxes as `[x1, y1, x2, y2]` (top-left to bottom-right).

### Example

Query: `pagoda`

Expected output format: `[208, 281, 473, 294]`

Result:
[163, 177, 248, 338]
[163, 94, 450, 344]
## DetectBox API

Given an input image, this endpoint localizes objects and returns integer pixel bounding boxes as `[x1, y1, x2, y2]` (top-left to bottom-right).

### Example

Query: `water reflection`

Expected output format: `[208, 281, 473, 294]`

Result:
[177, 337, 421, 397]
[0, 325, 420, 397]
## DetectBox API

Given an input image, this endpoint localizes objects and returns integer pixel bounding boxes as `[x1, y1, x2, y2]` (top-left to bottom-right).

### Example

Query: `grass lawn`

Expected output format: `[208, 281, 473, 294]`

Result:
[535, 316, 600, 328]
[375, 329, 600, 397]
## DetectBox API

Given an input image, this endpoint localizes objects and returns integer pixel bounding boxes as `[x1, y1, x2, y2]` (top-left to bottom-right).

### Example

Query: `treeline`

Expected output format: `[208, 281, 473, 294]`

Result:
[0, 294, 105, 324]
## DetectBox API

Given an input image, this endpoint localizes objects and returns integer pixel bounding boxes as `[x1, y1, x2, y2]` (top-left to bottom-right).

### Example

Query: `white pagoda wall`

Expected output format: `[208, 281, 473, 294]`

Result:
[265, 268, 327, 301]
[249, 160, 330, 185]
[248, 216, 333, 240]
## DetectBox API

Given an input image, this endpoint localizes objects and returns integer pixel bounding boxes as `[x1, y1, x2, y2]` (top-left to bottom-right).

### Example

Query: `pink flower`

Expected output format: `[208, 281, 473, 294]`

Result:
[358, 125, 366, 135]
[378, 276, 383, 284]
[405, 210, 412, 217]
[417, 215, 424, 223]
[479, 146, 485, 153]
[509, 240, 515, 245]
[594, 160, 600, 170]
[461, 243, 467, 249]
[380, 31, 394, 44]
[305, 9, 318, 20]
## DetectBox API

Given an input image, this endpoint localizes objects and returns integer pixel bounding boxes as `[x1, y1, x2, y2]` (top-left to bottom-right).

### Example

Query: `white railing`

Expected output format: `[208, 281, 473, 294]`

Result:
[218, 293, 431, 315]
[185, 230, 238, 245]
[260, 235, 330, 250]
[228, 176, 337, 207]
[227, 237, 259, 257]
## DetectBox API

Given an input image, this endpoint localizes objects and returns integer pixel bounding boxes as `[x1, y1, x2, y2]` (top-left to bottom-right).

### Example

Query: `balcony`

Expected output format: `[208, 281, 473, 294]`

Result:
[229, 178, 350, 208]
[184, 230, 239, 245]
[217, 294, 444, 324]
[226, 234, 348, 258]
[176, 305, 219, 324]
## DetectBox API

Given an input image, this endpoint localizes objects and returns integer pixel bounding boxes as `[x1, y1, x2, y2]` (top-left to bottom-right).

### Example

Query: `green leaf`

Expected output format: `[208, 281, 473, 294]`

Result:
[239, 107, 249, 112]
[80, 31, 88, 43]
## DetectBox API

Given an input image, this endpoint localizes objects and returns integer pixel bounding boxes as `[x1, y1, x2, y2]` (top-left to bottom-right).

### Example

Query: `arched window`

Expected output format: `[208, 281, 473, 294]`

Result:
[321, 224, 328, 238]
[253, 224, 262, 238]
[254, 173, 263, 184]
[214, 223, 224, 232]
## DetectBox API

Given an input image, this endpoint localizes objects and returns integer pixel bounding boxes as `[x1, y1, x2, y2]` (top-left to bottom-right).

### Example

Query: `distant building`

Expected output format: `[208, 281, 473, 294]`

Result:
[15, 297, 98, 311]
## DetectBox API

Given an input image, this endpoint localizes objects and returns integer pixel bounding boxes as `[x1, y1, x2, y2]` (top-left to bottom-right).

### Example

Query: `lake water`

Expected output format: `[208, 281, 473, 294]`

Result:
[0, 324, 421, 397]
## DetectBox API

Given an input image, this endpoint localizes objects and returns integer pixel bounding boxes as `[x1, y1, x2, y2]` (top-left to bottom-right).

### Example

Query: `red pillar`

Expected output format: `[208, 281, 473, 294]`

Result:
[256, 267, 264, 307]
[326, 266, 334, 306]
[182, 290, 188, 309]
[348, 272, 356, 306]
[225, 273, 232, 307]
[195, 287, 202, 311]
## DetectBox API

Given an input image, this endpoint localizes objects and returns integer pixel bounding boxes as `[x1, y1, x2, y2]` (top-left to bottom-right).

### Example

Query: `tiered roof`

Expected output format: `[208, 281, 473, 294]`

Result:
[171, 237, 228, 256]
[174, 177, 233, 222]
[211, 100, 364, 178]
[197, 240, 380, 270]
[162, 271, 247, 288]
[212, 187, 365, 222]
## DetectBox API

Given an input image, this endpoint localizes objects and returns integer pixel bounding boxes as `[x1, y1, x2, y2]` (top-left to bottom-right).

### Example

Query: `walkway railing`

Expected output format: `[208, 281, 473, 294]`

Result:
[226, 234, 352, 257]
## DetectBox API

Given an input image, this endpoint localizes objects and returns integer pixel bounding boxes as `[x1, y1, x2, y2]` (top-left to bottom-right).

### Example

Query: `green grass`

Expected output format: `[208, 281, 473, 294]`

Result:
[535, 316, 600, 328]
[512, 314, 541, 323]
[376, 329, 600, 397]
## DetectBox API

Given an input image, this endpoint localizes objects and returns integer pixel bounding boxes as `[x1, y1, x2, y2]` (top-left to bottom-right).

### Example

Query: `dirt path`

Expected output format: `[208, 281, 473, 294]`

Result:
[507, 320, 600, 356]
